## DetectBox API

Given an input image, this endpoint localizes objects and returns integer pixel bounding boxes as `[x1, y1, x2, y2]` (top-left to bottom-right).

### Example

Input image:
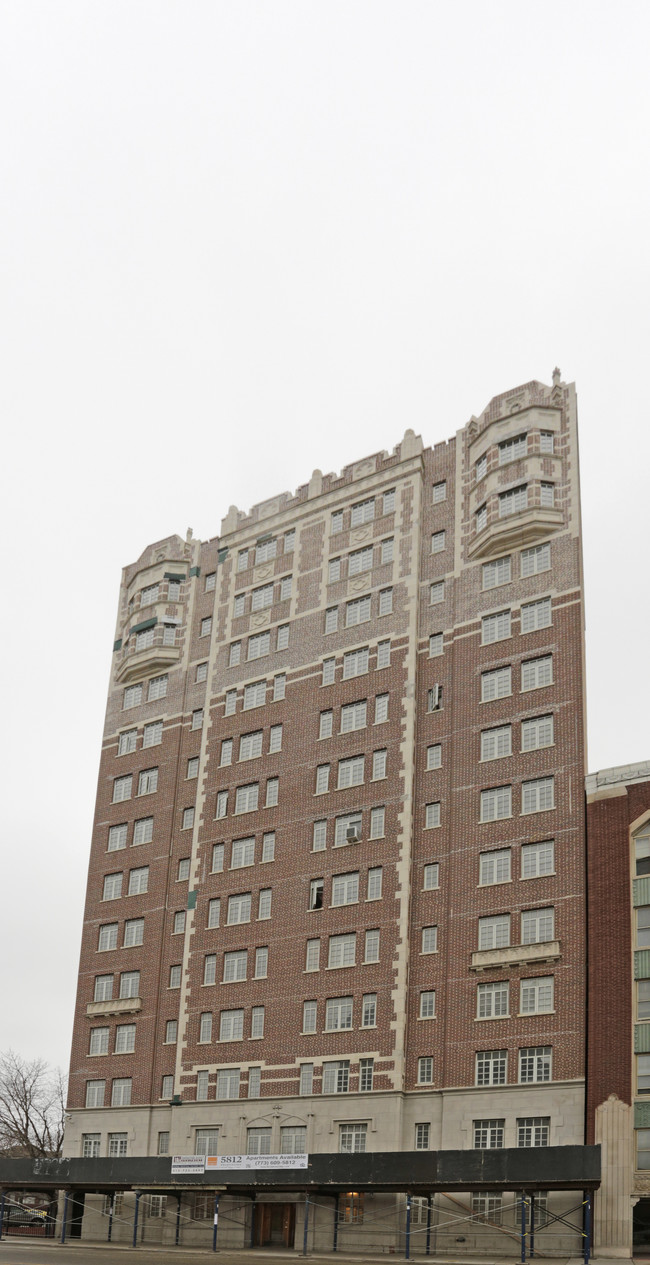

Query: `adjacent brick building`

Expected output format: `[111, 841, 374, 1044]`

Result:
[586, 761, 650, 1256]
[65, 371, 589, 1251]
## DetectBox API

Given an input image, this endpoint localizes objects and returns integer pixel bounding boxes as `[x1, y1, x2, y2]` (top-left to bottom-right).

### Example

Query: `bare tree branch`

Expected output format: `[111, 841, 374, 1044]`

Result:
[0, 1051, 67, 1158]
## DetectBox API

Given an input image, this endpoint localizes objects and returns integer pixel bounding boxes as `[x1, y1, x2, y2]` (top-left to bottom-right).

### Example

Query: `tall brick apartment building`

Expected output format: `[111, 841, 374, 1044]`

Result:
[64, 372, 589, 1251]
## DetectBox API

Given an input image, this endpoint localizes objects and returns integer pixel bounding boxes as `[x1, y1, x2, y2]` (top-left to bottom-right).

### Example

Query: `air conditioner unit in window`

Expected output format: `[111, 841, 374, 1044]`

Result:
[346, 827, 360, 843]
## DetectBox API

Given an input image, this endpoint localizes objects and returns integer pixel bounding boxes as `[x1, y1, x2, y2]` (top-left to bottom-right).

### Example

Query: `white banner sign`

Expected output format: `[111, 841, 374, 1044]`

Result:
[205, 1153, 308, 1171]
[171, 1155, 206, 1174]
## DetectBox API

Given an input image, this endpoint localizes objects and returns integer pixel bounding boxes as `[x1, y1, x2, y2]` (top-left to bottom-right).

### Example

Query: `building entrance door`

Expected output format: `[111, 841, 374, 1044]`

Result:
[634, 1198, 650, 1252]
[253, 1203, 296, 1247]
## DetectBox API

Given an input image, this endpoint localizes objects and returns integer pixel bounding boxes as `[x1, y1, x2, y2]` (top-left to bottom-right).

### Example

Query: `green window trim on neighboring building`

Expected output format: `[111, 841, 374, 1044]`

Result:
[130, 617, 157, 635]
[189, 566, 201, 578]
[635, 950, 650, 980]
[218, 548, 229, 563]
[187, 890, 198, 910]
[635, 1025, 650, 1053]
[113, 639, 122, 652]
[634, 877, 650, 908]
[164, 572, 187, 582]
[635, 1102, 650, 1128]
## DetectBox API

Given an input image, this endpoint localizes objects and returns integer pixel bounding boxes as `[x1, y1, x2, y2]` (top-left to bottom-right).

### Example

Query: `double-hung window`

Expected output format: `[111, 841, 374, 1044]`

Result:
[480, 785, 512, 821]
[349, 546, 373, 575]
[334, 812, 362, 845]
[482, 556, 511, 589]
[251, 583, 274, 612]
[255, 537, 276, 564]
[521, 597, 552, 632]
[359, 991, 374, 1022]
[108, 819, 127, 850]
[430, 581, 444, 605]
[231, 837, 255, 869]
[244, 680, 266, 710]
[341, 700, 366, 732]
[519, 1046, 552, 1083]
[338, 756, 364, 789]
[325, 996, 353, 1031]
[328, 933, 356, 969]
[343, 647, 369, 678]
[216, 1069, 240, 1100]
[143, 721, 163, 748]
[220, 1009, 244, 1041]
[481, 666, 511, 701]
[521, 543, 550, 577]
[476, 1050, 507, 1086]
[522, 777, 555, 814]
[522, 655, 553, 692]
[227, 894, 251, 925]
[346, 595, 371, 627]
[124, 684, 143, 709]
[481, 726, 512, 760]
[113, 775, 132, 804]
[340, 1123, 367, 1154]
[482, 610, 511, 644]
[521, 907, 555, 944]
[521, 840, 554, 878]
[223, 950, 247, 982]
[118, 729, 137, 755]
[520, 976, 554, 1014]
[239, 731, 263, 760]
[235, 783, 259, 814]
[499, 433, 527, 464]
[124, 918, 144, 946]
[473, 1119, 505, 1149]
[331, 872, 359, 906]
[103, 873, 123, 901]
[521, 714, 554, 751]
[426, 744, 442, 770]
[517, 1117, 550, 1147]
[478, 914, 510, 950]
[477, 982, 509, 1019]
[248, 632, 270, 660]
[322, 1060, 349, 1093]
[351, 498, 374, 526]
[138, 768, 158, 795]
[479, 848, 511, 885]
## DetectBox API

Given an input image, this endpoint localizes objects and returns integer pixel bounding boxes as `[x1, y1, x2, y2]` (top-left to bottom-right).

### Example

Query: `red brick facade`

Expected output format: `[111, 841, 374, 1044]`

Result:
[67, 375, 588, 1163]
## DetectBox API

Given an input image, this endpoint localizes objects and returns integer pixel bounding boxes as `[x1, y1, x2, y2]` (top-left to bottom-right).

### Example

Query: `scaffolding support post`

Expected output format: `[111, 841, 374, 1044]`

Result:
[0, 1191, 5, 1240]
[520, 1193, 527, 1263]
[175, 1195, 181, 1247]
[426, 1194, 432, 1256]
[302, 1194, 310, 1257]
[107, 1195, 114, 1242]
[250, 1194, 256, 1248]
[405, 1192, 412, 1261]
[61, 1191, 70, 1244]
[333, 1194, 339, 1252]
[584, 1193, 592, 1265]
[132, 1191, 141, 1248]
[212, 1193, 219, 1252]
[530, 1193, 535, 1259]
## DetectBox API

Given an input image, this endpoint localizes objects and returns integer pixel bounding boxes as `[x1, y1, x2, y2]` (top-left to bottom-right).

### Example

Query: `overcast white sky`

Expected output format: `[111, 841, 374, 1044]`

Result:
[1, 0, 648, 1074]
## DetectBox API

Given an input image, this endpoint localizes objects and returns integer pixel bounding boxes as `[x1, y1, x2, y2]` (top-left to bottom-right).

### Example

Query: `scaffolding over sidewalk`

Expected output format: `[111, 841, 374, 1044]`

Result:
[0, 1146, 600, 1263]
